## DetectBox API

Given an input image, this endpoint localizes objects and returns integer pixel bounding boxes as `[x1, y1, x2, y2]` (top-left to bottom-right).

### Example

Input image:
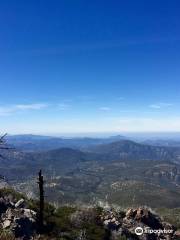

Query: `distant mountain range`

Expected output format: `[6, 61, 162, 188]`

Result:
[6, 134, 180, 152]
[1, 135, 180, 208]
[86, 139, 178, 161]
[1, 137, 180, 180]
[142, 139, 180, 147]
[6, 134, 127, 152]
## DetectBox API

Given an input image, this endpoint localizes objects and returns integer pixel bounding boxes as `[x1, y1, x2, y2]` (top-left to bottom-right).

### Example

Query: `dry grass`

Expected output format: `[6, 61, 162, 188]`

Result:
[0, 231, 15, 240]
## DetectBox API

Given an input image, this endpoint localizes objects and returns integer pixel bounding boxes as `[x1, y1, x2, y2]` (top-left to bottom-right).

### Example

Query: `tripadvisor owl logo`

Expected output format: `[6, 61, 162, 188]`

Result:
[135, 226, 173, 235]
[135, 227, 144, 235]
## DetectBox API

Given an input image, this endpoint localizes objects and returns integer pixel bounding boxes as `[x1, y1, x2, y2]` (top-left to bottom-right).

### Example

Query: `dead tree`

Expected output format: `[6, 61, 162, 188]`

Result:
[0, 133, 7, 145]
[37, 170, 44, 232]
[0, 134, 11, 180]
[0, 134, 9, 151]
[0, 133, 13, 152]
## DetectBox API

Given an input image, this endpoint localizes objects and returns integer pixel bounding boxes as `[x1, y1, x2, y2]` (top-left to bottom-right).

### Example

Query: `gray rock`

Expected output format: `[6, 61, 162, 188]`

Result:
[2, 219, 11, 229]
[101, 207, 176, 240]
[15, 198, 25, 208]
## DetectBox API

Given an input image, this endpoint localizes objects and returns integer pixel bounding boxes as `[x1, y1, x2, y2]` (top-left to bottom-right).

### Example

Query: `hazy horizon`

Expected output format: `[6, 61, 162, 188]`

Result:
[5, 131, 180, 140]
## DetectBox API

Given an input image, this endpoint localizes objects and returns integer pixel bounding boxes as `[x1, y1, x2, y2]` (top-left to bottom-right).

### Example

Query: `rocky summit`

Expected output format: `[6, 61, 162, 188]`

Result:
[101, 207, 180, 239]
[0, 189, 180, 240]
[0, 195, 36, 239]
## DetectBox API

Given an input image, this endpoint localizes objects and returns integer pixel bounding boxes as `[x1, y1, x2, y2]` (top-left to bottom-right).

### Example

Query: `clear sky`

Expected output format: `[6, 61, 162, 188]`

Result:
[0, 0, 180, 135]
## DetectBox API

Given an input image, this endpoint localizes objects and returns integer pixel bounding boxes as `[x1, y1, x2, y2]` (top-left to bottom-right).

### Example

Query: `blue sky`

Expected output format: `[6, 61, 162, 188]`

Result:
[0, 0, 180, 135]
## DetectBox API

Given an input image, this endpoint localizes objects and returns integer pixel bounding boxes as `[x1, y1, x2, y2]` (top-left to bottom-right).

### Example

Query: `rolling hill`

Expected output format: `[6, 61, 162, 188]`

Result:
[86, 140, 177, 162]
[1, 138, 180, 208]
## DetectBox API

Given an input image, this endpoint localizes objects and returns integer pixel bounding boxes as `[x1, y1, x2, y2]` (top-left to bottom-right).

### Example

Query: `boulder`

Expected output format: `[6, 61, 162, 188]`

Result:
[2, 219, 11, 229]
[126, 208, 137, 219]
[174, 230, 180, 238]
[15, 198, 25, 208]
[134, 207, 163, 229]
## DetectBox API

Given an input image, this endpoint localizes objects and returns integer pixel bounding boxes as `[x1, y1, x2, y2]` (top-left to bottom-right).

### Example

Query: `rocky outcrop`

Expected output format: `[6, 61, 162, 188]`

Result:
[0, 191, 179, 240]
[101, 207, 178, 240]
[0, 195, 36, 239]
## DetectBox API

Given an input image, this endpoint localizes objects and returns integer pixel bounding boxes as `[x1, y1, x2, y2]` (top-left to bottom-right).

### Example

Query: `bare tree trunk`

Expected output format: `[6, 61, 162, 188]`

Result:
[37, 170, 44, 232]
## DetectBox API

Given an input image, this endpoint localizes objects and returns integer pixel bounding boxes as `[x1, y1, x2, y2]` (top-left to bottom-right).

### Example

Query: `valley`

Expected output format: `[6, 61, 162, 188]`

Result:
[1, 135, 180, 209]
